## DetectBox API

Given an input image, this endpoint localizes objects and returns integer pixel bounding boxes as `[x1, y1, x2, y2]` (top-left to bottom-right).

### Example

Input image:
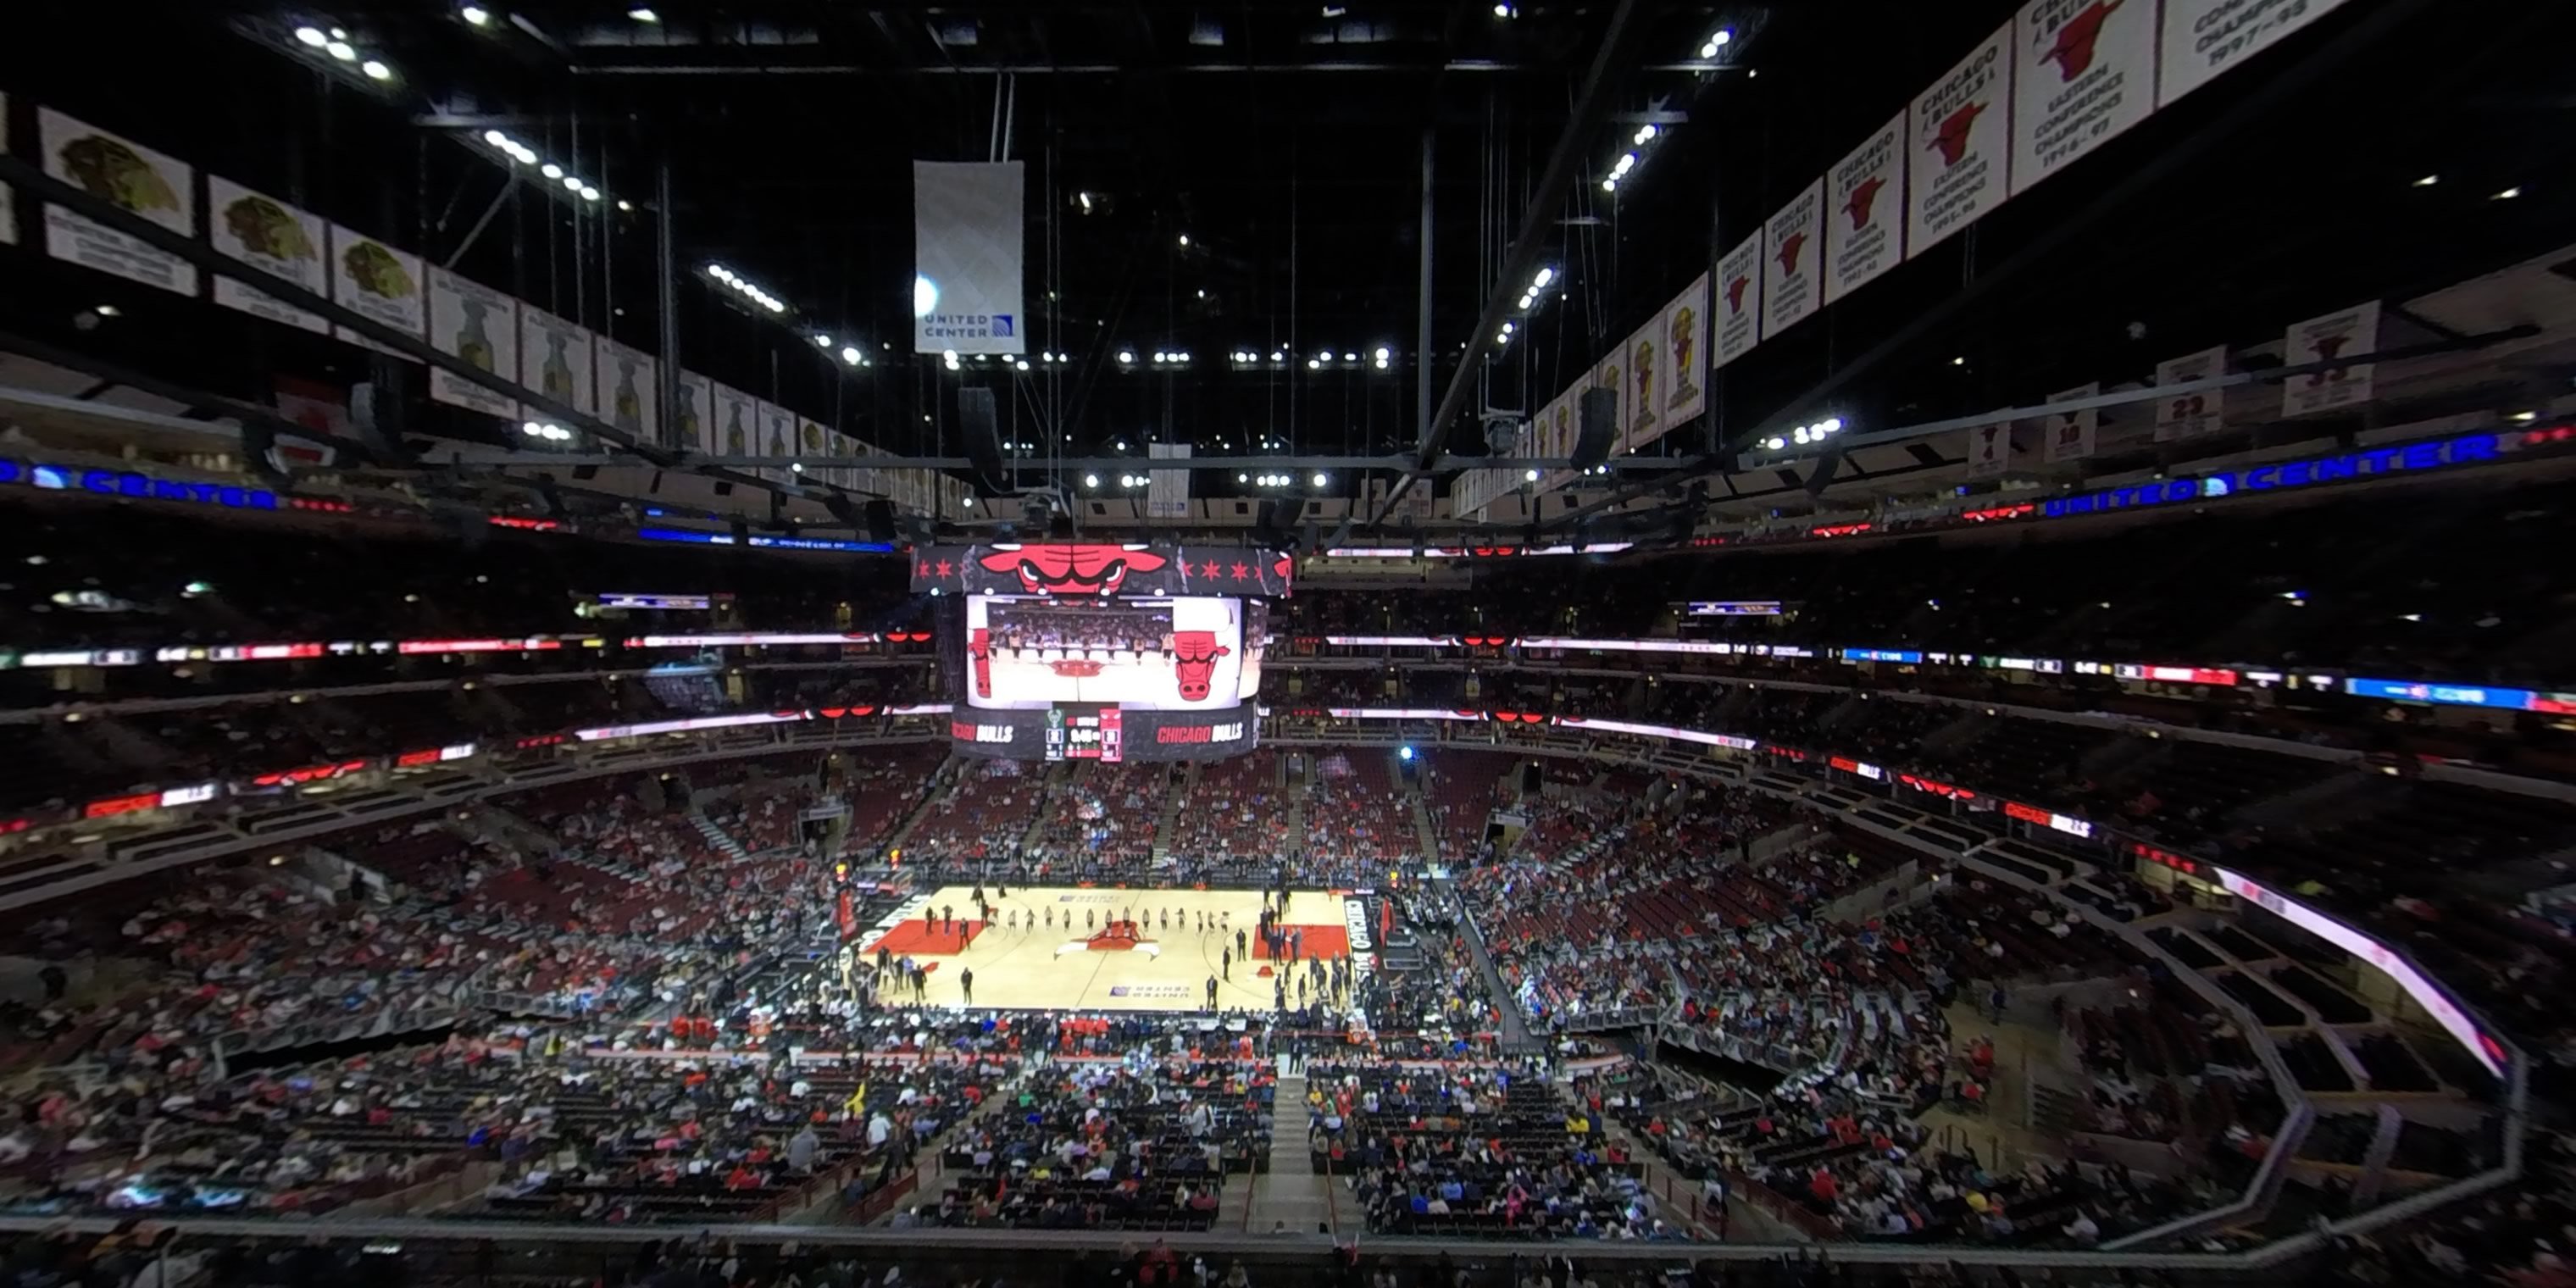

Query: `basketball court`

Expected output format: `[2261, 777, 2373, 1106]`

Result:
[856, 885, 1358, 1013]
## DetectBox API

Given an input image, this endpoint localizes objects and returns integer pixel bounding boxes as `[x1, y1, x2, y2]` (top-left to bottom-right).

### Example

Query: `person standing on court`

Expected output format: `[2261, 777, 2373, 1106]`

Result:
[960, 967, 974, 1006]
[1206, 975, 1220, 1009]
[1222, 947, 1232, 980]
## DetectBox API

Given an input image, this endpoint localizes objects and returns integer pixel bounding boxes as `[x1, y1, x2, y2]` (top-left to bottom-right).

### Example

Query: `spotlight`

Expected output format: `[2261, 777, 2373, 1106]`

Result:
[293, 26, 327, 47]
[459, 5, 490, 26]
[541, 163, 564, 180]
[1524, 469, 1539, 482]
[629, 7, 660, 22]
[325, 40, 358, 61]
[1311, 472, 1328, 487]
[361, 59, 393, 80]
[1084, 474, 1100, 488]
[1118, 350, 1136, 364]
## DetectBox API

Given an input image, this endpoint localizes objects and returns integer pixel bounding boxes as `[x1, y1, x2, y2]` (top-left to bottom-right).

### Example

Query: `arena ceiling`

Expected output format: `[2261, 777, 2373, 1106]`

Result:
[2, 0, 2573, 528]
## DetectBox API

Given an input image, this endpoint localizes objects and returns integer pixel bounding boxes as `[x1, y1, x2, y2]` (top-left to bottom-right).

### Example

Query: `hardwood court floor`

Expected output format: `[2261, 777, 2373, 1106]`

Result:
[859, 884, 1353, 1013]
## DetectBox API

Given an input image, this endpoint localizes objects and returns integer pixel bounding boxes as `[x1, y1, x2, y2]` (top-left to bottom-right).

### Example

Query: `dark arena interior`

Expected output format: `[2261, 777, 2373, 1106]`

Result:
[2, 0, 2575, 1285]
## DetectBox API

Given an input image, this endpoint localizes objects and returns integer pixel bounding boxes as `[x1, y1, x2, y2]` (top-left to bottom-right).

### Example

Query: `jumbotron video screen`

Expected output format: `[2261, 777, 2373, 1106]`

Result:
[912, 542, 1286, 763]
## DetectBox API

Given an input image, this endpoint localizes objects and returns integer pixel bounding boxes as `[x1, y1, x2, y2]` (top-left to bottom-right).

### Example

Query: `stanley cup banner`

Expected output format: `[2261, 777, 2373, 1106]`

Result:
[2042, 381, 2099, 463]
[1908, 25, 2012, 258]
[2009, 0, 2158, 197]
[913, 161, 1026, 356]
[1762, 179, 1826, 337]
[1713, 231, 1765, 370]
[1824, 115, 1906, 304]
[594, 336, 660, 444]
[518, 307, 597, 427]
[2158, 0, 2353, 108]
[673, 371, 712, 452]
[425, 268, 519, 419]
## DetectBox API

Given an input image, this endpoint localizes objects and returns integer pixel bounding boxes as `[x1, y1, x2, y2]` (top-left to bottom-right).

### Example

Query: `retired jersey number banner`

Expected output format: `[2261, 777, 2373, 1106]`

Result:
[913, 160, 1025, 356]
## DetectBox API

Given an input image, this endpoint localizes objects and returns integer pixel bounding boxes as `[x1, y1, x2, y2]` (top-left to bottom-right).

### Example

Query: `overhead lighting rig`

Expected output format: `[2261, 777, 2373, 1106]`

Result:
[476, 130, 606, 204]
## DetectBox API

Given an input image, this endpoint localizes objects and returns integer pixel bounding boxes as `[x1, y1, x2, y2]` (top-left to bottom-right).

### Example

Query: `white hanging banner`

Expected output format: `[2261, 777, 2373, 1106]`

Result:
[913, 160, 1026, 355]
[0, 92, 16, 247]
[518, 307, 597, 423]
[2153, 346, 2227, 441]
[1617, 314, 1663, 456]
[38, 109, 197, 296]
[1713, 231, 1765, 370]
[758, 399, 798, 483]
[2010, 0, 2159, 197]
[2042, 381, 2099, 463]
[1908, 25, 2012, 258]
[1965, 423, 2014, 477]
[1761, 178, 1826, 336]
[594, 336, 660, 445]
[1147, 443, 1193, 519]
[1660, 273, 1710, 427]
[206, 177, 327, 334]
[2282, 301, 2379, 418]
[328, 225, 425, 360]
[710, 381, 757, 459]
[2158, 0, 2354, 107]
[1824, 115, 1906, 304]
[425, 268, 519, 419]
[673, 372, 713, 453]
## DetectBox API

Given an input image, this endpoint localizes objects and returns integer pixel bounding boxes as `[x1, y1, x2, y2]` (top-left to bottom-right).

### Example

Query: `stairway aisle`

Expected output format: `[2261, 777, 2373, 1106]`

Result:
[1246, 1072, 1336, 1235]
[1438, 876, 1539, 1053]
[687, 808, 752, 863]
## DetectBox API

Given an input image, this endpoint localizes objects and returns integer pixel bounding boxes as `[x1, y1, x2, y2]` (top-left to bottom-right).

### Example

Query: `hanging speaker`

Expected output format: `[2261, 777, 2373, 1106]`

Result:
[959, 387, 1002, 479]
[862, 499, 897, 543]
[1570, 386, 1618, 470]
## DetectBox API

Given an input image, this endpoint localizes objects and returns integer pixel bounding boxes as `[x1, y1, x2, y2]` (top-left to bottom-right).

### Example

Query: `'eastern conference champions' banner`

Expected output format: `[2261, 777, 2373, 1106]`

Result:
[913, 161, 1025, 356]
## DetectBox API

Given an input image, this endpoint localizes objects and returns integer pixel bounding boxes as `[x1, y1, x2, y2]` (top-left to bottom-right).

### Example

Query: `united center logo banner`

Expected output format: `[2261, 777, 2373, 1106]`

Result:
[913, 161, 1026, 356]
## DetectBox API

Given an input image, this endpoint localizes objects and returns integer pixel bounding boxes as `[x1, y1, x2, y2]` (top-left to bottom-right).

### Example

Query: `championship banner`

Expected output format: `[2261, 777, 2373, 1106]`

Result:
[38, 109, 196, 296]
[910, 543, 1294, 598]
[1617, 315, 1662, 456]
[710, 381, 757, 458]
[2153, 346, 2226, 441]
[425, 268, 519, 419]
[328, 224, 424, 360]
[0, 92, 16, 247]
[1660, 273, 1710, 427]
[2159, 0, 2354, 107]
[518, 307, 597, 421]
[1965, 423, 2015, 477]
[1824, 115, 1905, 304]
[2042, 381, 2099, 463]
[594, 336, 660, 444]
[673, 371, 712, 452]
[2282, 301, 2379, 418]
[1761, 179, 1825, 336]
[205, 177, 326, 334]
[1146, 442, 1193, 519]
[1908, 25, 2011, 258]
[757, 400, 797, 483]
[1713, 231, 1765, 370]
[797, 417, 830, 481]
[913, 160, 1025, 356]
[2010, 0, 2158, 197]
